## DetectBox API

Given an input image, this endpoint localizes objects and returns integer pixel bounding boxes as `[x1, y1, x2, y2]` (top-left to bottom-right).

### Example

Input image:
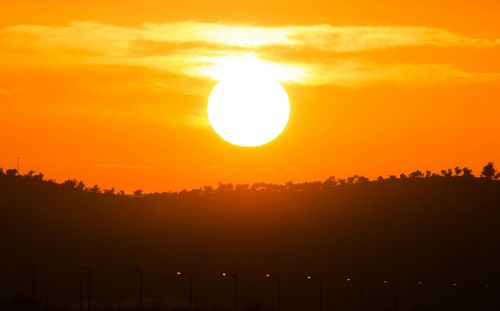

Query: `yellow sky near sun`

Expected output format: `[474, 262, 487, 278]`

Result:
[1, 0, 499, 192]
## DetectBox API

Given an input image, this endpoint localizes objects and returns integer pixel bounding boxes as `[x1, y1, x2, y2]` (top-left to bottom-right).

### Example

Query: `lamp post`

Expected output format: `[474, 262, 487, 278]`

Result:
[266, 274, 281, 311]
[383, 280, 399, 311]
[307, 275, 323, 311]
[20, 264, 36, 300]
[485, 283, 500, 310]
[452, 282, 467, 311]
[128, 269, 144, 309]
[176, 272, 193, 309]
[79, 278, 83, 311]
[76, 266, 92, 311]
[346, 277, 363, 311]
[222, 273, 238, 311]
[418, 281, 434, 309]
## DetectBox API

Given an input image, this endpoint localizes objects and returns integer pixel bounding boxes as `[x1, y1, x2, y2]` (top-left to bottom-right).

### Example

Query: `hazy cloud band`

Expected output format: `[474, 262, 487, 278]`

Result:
[1, 21, 499, 87]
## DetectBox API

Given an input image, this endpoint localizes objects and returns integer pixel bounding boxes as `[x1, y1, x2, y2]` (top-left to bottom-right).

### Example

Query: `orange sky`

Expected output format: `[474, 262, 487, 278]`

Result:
[1, 0, 499, 192]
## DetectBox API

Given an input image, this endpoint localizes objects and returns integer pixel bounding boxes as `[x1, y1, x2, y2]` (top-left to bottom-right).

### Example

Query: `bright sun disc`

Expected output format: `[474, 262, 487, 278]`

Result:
[208, 75, 290, 147]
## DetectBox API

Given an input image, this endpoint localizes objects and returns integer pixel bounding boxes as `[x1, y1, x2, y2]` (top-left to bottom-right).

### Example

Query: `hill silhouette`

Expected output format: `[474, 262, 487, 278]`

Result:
[0, 164, 499, 311]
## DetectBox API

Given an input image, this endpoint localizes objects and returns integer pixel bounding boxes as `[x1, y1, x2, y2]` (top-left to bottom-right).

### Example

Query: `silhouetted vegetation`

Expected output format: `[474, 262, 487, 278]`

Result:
[0, 163, 499, 311]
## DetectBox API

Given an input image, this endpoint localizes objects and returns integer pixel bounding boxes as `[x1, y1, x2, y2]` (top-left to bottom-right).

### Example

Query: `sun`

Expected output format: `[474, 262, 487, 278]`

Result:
[207, 74, 290, 147]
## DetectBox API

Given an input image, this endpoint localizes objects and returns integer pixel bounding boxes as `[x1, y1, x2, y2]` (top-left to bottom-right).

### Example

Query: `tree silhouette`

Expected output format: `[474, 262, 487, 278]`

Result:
[323, 176, 338, 188]
[104, 188, 116, 195]
[481, 162, 497, 179]
[6, 168, 17, 177]
[441, 169, 453, 178]
[357, 175, 369, 183]
[62, 179, 78, 190]
[90, 185, 101, 193]
[462, 167, 473, 177]
[409, 170, 424, 178]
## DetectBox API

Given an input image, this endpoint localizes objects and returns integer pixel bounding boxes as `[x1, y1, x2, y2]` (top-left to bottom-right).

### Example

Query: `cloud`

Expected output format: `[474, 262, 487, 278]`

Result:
[94, 163, 152, 170]
[0, 88, 17, 95]
[299, 61, 480, 87]
[3, 21, 495, 51]
[204, 165, 240, 172]
[284, 25, 499, 52]
[0, 21, 499, 87]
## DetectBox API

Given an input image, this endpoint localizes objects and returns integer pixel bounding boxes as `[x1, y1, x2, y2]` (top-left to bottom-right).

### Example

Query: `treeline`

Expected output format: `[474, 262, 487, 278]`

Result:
[1, 162, 498, 198]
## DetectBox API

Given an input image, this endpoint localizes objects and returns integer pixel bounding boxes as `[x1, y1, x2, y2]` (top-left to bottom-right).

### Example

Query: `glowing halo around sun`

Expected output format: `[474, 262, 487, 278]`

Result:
[208, 74, 290, 147]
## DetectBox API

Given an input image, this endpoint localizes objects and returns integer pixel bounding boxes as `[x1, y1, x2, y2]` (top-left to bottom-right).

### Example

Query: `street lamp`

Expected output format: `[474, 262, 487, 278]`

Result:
[306, 275, 323, 311]
[176, 272, 193, 309]
[451, 281, 467, 311]
[76, 266, 92, 311]
[346, 277, 363, 311]
[129, 269, 144, 309]
[79, 278, 83, 311]
[265, 274, 281, 311]
[485, 283, 500, 310]
[20, 264, 36, 300]
[417, 281, 434, 309]
[383, 280, 399, 311]
[222, 273, 238, 311]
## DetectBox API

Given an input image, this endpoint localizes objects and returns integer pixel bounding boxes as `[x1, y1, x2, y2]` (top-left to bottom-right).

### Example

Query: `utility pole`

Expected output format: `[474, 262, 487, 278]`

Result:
[16, 157, 20, 174]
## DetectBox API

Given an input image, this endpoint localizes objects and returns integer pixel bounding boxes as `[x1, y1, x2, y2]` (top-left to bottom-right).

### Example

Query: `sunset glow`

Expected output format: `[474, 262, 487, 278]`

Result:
[1, 0, 499, 192]
[1, 2, 500, 310]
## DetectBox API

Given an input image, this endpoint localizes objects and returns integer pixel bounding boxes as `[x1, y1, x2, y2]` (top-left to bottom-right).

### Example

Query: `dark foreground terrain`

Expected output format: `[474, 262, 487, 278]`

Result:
[0, 165, 499, 310]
